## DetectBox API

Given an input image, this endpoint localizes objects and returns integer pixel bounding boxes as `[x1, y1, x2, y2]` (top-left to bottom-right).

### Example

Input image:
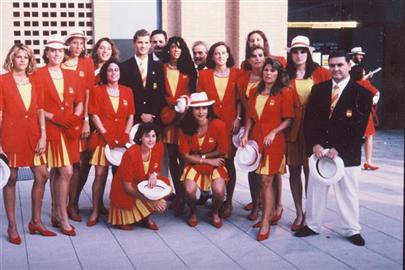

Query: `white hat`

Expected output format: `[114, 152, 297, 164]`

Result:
[129, 124, 140, 144]
[175, 95, 190, 113]
[65, 28, 87, 42]
[137, 180, 172, 200]
[45, 34, 68, 49]
[104, 142, 133, 166]
[188, 92, 215, 107]
[0, 155, 10, 189]
[287, 35, 315, 53]
[349, 47, 365, 55]
[234, 140, 261, 172]
[308, 149, 345, 186]
[232, 127, 245, 148]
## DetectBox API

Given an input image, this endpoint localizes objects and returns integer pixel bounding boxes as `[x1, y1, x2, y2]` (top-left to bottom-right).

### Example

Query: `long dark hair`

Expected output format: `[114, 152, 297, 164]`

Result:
[99, 59, 120, 85]
[91, 37, 120, 68]
[243, 30, 270, 70]
[161, 36, 197, 92]
[180, 106, 217, 136]
[286, 47, 320, 79]
[205, 41, 235, 69]
[257, 58, 289, 96]
[134, 123, 161, 145]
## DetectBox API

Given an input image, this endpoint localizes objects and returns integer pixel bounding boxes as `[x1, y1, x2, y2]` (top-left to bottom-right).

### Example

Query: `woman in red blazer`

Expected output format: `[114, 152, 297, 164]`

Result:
[197, 41, 241, 218]
[285, 36, 330, 231]
[0, 44, 54, 244]
[62, 28, 99, 222]
[109, 123, 169, 230]
[179, 92, 229, 228]
[241, 58, 294, 241]
[236, 46, 265, 221]
[87, 59, 135, 226]
[39, 35, 83, 236]
[160, 36, 197, 215]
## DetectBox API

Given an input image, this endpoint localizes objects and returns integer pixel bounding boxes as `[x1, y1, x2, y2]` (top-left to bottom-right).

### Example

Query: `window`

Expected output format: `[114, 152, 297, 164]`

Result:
[61, 21, 67, 27]
[51, 21, 57, 26]
[33, 40, 40, 45]
[32, 21, 38, 26]
[51, 12, 57, 17]
[26, 40, 32, 45]
[14, 21, 20, 27]
[32, 12, 38, 17]
[69, 21, 75, 26]
[13, 3, 19, 8]
[68, 3, 74, 8]
[24, 21, 30, 27]
[43, 21, 49, 27]
[14, 31, 21, 36]
[33, 49, 40, 54]
[23, 12, 30, 17]
[42, 3, 48, 8]
[42, 12, 49, 17]
[33, 31, 39, 36]
[50, 3, 56, 8]
[32, 3, 38, 8]
[24, 31, 31, 36]
[61, 3, 66, 8]
[23, 3, 30, 8]
[13, 12, 20, 17]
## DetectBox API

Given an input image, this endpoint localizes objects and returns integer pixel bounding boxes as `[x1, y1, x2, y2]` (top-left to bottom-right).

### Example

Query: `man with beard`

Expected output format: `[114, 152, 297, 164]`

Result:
[150, 29, 167, 61]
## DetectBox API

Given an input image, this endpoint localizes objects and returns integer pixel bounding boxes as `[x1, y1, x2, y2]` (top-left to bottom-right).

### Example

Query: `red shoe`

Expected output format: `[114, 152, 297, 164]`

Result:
[211, 217, 223, 229]
[7, 231, 21, 245]
[51, 217, 60, 228]
[28, 222, 56, 237]
[252, 221, 262, 228]
[186, 215, 198, 227]
[257, 227, 270, 241]
[364, 163, 379, 170]
[118, 225, 134, 231]
[86, 216, 99, 227]
[142, 219, 159, 231]
[244, 202, 253, 211]
[270, 208, 283, 225]
[60, 225, 76, 236]
[68, 209, 82, 222]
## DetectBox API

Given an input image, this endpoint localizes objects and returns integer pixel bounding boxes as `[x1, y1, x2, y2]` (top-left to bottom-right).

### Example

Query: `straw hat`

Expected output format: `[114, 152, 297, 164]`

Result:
[104, 142, 134, 166]
[45, 34, 68, 49]
[65, 27, 87, 42]
[129, 124, 140, 145]
[234, 140, 261, 172]
[287, 35, 315, 53]
[308, 149, 345, 186]
[349, 47, 366, 55]
[137, 180, 172, 200]
[175, 95, 190, 113]
[0, 154, 10, 189]
[188, 92, 215, 107]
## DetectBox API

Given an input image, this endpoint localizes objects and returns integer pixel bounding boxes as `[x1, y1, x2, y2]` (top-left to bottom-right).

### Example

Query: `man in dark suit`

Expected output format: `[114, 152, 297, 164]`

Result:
[120, 29, 165, 125]
[294, 50, 372, 246]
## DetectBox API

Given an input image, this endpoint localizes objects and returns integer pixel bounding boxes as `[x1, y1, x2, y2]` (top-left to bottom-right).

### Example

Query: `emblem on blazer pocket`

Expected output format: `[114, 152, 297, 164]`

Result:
[269, 99, 275, 106]
[153, 82, 157, 89]
[208, 137, 214, 143]
[346, 109, 353, 117]
[68, 87, 74, 94]
[79, 71, 85, 77]
[123, 99, 128, 106]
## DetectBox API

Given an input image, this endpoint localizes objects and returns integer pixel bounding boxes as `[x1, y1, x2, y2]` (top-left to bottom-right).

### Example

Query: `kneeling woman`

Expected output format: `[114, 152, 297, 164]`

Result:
[109, 123, 169, 230]
[179, 92, 229, 228]
[241, 58, 294, 241]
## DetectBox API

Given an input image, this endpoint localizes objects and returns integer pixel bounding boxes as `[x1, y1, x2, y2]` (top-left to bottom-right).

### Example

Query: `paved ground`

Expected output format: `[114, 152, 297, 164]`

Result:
[1, 130, 403, 270]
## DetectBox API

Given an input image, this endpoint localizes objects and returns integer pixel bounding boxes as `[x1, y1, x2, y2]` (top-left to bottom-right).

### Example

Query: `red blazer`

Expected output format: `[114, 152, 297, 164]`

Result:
[197, 68, 240, 132]
[357, 79, 378, 96]
[287, 66, 330, 142]
[248, 87, 294, 154]
[236, 70, 260, 111]
[88, 85, 135, 146]
[36, 66, 83, 141]
[0, 72, 43, 152]
[75, 56, 95, 92]
[109, 142, 168, 209]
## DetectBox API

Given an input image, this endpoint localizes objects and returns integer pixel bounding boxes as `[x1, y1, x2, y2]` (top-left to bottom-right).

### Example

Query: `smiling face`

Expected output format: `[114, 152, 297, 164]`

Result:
[291, 48, 308, 66]
[193, 44, 207, 66]
[328, 56, 351, 83]
[151, 33, 166, 53]
[248, 48, 265, 70]
[68, 37, 85, 57]
[248, 33, 264, 49]
[212, 45, 229, 67]
[141, 130, 157, 150]
[262, 64, 278, 84]
[12, 49, 30, 72]
[97, 40, 112, 63]
[47, 48, 65, 65]
[169, 43, 182, 62]
[134, 35, 151, 57]
[192, 106, 209, 122]
[106, 62, 120, 83]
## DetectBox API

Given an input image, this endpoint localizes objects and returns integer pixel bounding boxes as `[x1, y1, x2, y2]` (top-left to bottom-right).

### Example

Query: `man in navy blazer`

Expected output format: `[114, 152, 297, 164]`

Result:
[295, 50, 372, 246]
[120, 29, 165, 125]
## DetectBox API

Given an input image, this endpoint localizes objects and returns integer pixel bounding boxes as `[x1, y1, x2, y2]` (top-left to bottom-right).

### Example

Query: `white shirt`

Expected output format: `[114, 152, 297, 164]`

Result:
[332, 75, 350, 99]
[134, 54, 149, 77]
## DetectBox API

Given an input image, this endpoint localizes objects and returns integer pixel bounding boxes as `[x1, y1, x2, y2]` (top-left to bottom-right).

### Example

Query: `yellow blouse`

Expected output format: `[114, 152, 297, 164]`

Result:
[53, 78, 64, 101]
[246, 81, 259, 97]
[255, 94, 269, 119]
[143, 159, 150, 175]
[61, 63, 77, 71]
[167, 69, 179, 96]
[214, 76, 228, 101]
[198, 135, 205, 146]
[17, 83, 32, 111]
[109, 96, 119, 113]
[295, 78, 314, 105]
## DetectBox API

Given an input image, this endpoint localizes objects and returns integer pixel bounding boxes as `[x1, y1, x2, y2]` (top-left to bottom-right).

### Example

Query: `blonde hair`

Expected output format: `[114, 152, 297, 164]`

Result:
[3, 44, 36, 75]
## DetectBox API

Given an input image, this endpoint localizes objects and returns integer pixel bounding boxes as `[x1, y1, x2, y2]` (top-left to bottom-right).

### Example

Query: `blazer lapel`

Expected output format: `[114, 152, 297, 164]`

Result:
[331, 79, 355, 118]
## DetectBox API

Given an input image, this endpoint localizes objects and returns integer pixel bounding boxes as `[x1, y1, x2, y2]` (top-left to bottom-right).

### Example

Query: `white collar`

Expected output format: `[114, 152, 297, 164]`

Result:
[332, 75, 350, 97]
[134, 54, 148, 67]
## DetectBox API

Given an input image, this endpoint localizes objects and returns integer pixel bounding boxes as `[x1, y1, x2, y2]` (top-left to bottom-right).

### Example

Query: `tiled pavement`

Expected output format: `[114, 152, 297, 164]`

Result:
[1, 130, 403, 270]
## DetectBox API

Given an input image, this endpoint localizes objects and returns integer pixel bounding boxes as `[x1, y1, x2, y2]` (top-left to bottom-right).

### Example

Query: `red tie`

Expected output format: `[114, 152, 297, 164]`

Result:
[329, 84, 340, 118]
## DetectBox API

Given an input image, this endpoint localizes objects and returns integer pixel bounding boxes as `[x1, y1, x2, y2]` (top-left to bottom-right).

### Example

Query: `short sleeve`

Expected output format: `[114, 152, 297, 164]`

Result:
[281, 88, 294, 119]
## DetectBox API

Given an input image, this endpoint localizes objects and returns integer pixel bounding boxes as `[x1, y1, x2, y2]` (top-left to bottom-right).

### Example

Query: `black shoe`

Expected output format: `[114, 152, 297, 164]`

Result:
[294, 225, 318, 237]
[196, 194, 211, 205]
[348, 234, 365, 246]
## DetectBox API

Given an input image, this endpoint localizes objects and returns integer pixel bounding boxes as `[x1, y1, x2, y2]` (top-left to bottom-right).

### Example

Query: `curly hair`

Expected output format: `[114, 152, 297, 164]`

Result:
[161, 36, 197, 92]
[91, 37, 120, 68]
[134, 123, 161, 145]
[256, 58, 289, 96]
[3, 44, 36, 75]
[205, 41, 235, 69]
[99, 59, 120, 85]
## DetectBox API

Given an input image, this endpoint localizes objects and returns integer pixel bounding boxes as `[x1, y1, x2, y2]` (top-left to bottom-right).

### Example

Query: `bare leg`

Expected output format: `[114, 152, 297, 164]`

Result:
[30, 165, 49, 229]
[183, 179, 197, 224]
[56, 166, 74, 231]
[259, 174, 275, 236]
[211, 178, 225, 223]
[49, 168, 59, 221]
[289, 165, 304, 225]
[274, 174, 283, 215]
[364, 135, 376, 166]
[222, 156, 236, 218]
[3, 168, 19, 239]
[88, 165, 108, 221]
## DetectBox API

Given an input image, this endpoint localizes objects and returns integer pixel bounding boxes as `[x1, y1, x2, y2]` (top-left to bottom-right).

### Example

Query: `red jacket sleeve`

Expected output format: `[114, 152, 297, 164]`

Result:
[88, 86, 100, 115]
[120, 149, 138, 183]
[178, 129, 191, 155]
[213, 120, 229, 155]
[281, 88, 294, 119]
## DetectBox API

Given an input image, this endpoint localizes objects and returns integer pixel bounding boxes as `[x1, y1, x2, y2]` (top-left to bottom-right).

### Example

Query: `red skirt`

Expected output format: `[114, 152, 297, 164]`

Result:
[256, 153, 286, 176]
[6, 151, 46, 168]
[364, 114, 375, 136]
